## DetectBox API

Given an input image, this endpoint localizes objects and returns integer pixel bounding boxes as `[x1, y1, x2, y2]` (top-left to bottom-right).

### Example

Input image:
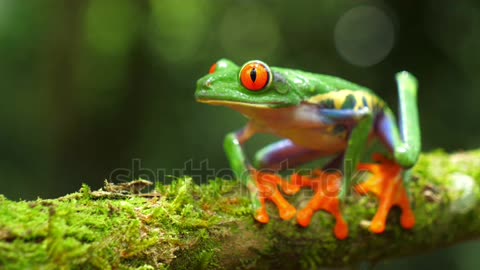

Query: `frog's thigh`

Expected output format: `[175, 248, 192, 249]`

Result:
[253, 139, 329, 171]
[374, 111, 397, 153]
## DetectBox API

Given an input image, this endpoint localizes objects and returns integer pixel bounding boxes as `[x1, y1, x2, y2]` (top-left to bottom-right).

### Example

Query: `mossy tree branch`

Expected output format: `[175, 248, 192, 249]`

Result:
[1, 150, 479, 269]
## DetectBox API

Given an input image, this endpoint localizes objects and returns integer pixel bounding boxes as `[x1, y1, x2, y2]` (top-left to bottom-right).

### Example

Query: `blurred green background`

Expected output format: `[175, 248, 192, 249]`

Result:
[0, 0, 479, 269]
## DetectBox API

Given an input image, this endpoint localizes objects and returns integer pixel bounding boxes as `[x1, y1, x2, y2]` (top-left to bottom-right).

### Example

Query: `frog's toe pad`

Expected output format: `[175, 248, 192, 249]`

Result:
[334, 219, 349, 240]
[370, 220, 386, 234]
[356, 154, 415, 234]
[254, 207, 270, 224]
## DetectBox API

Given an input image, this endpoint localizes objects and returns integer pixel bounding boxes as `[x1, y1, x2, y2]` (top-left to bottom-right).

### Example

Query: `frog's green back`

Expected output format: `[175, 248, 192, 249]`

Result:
[272, 67, 374, 98]
[270, 67, 384, 112]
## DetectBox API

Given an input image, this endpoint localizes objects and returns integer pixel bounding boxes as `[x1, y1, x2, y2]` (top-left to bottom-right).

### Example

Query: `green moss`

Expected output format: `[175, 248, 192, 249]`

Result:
[1, 150, 480, 269]
[0, 178, 246, 269]
[81, 183, 92, 200]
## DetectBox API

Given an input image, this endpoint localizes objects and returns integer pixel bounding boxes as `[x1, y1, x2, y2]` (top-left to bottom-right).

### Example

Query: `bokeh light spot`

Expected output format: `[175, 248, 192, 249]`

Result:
[334, 5, 395, 67]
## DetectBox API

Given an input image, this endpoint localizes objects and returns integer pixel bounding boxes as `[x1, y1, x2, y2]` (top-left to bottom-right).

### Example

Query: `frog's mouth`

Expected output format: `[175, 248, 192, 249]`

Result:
[195, 86, 296, 109]
[196, 99, 271, 109]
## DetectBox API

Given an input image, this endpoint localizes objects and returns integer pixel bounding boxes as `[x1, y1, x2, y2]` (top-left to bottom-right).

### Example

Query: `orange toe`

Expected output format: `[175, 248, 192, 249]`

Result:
[297, 208, 314, 227]
[278, 203, 297, 221]
[265, 173, 301, 195]
[370, 219, 386, 234]
[400, 207, 416, 229]
[356, 154, 415, 234]
[294, 172, 349, 240]
[334, 217, 349, 240]
[252, 170, 297, 222]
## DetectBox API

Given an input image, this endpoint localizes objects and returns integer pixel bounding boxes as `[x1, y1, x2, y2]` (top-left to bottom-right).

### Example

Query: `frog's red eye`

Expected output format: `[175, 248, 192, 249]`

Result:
[239, 61, 272, 91]
[209, 63, 217, 74]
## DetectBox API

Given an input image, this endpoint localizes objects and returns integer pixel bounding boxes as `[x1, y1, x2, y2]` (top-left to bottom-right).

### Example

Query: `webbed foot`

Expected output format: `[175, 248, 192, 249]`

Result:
[356, 154, 415, 234]
[250, 169, 299, 224]
[292, 171, 349, 240]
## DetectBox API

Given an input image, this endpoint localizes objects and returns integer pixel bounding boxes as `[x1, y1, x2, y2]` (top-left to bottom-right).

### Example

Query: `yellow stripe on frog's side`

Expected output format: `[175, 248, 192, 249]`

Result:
[306, 89, 384, 111]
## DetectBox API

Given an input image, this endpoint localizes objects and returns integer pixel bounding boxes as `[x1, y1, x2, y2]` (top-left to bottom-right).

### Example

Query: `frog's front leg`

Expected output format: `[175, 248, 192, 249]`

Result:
[356, 154, 415, 233]
[292, 110, 377, 240]
[355, 72, 420, 234]
[288, 114, 375, 239]
[224, 123, 297, 223]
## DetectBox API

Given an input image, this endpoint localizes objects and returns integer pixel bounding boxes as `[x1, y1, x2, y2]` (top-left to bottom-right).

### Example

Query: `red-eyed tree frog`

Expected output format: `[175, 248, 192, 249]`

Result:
[195, 59, 421, 239]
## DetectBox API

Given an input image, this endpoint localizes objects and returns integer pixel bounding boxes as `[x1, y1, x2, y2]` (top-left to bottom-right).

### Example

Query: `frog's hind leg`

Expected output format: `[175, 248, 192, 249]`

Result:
[255, 141, 349, 239]
[254, 139, 327, 194]
[355, 110, 416, 233]
[356, 72, 420, 234]
[254, 139, 327, 172]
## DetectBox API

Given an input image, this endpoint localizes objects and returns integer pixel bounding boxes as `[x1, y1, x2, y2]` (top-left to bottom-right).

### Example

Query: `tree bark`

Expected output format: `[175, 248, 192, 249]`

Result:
[0, 150, 479, 269]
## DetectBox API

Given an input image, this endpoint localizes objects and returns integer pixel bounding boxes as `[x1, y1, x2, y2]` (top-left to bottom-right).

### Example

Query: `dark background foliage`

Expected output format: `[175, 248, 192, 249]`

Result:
[0, 0, 479, 269]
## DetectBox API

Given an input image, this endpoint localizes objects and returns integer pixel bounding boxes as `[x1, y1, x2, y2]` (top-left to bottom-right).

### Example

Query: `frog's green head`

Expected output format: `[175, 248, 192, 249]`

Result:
[195, 59, 304, 109]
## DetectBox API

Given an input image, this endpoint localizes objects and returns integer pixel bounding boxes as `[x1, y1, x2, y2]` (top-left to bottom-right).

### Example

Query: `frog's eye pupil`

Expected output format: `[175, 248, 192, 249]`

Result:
[209, 63, 217, 74]
[240, 61, 272, 91]
[250, 68, 257, 82]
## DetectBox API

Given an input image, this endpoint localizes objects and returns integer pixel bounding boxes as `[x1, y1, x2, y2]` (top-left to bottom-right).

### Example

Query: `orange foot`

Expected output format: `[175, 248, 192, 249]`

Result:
[292, 171, 349, 240]
[251, 169, 299, 224]
[356, 154, 415, 234]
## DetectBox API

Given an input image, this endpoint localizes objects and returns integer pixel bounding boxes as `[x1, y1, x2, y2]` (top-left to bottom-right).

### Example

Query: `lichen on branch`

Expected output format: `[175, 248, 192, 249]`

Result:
[0, 150, 479, 269]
